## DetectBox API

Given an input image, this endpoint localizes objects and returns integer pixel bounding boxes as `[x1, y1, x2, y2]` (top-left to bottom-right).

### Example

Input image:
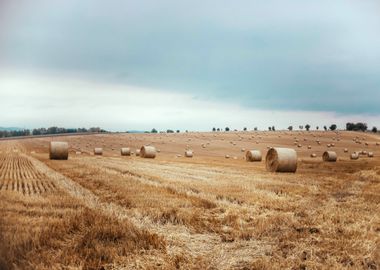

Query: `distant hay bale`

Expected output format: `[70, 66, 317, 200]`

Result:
[94, 148, 103, 155]
[225, 155, 230, 159]
[76, 151, 81, 155]
[265, 148, 297, 173]
[361, 150, 368, 155]
[322, 151, 337, 162]
[297, 144, 302, 148]
[350, 153, 359, 160]
[120, 147, 131, 156]
[241, 148, 245, 152]
[368, 152, 374, 158]
[376, 142, 380, 146]
[140, 146, 156, 158]
[308, 145, 311, 149]
[135, 149, 141, 156]
[49, 142, 69, 160]
[245, 150, 262, 162]
[185, 150, 193, 158]
[327, 144, 331, 148]
[310, 153, 317, 158]
[344, 148, 348, 153]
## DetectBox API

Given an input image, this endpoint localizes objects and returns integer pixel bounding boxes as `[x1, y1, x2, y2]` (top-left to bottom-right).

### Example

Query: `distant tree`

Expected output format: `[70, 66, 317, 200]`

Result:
[225, 127, 230, 132]
[212, 127, 216, 132]
[254, 127, 258, 131]
[217, 128, 220, 132]
[151, 128, 158, 133]
[299, 125, 303, 130]
[323, 126, 327, 131]
[288, 126, 293, 131]
[329, 124, 337, 131]
[316, 126, 319, 130]
[167, 129, 174, 133]
[372, 126, 378, 133]
[272, 126, 275, 131]
[305, 124, 310, 131]
[346, 122, 367, 132]
[243, 127, 247, 131]
[176, 130, 180, 133]
[268, 127, 272, 131]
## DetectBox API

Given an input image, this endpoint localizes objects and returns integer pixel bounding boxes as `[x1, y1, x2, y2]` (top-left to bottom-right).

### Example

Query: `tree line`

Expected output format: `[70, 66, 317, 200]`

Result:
[0, 127, 107, 138]
[210, 122, 378, 133]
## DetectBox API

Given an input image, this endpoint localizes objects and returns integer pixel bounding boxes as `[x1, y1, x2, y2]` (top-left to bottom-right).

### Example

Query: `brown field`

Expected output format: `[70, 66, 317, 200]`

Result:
[1, 131, 379, 269]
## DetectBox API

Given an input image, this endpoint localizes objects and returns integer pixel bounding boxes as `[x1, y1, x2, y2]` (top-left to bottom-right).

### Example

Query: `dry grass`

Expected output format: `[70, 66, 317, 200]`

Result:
[1, 131, 380, 269]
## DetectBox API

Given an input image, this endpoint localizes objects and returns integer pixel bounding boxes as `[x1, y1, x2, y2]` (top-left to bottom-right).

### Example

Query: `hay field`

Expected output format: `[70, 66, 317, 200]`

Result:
[1, 131, 379, 269]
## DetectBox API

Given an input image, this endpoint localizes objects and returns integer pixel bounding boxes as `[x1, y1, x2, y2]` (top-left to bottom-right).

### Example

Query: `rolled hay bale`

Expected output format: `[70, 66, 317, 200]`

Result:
[322, 151, 337, 162]
[246, 150, 262, 162]
[185, 150, 193, 158]
[241, 148, 245, 152]
[49, 142, 69, 160]
[265, 148, 297, 173]
[94, 148, 103, 155]
[344, 148, 348, 153]
[327, 144, 331, 148]
[297, 144, 302, 148]
[376, 142, 380, 146]
[368, 152, 374, 158]
[361, 150, 368, 155]
[140, 146, 156, 158]
[120, 147, 131, 156]
[308, 145, 312, 149]
[350, 153, 359, 160]
[135, 149, 141, 156]
[225, 155, 230, 159]
[310, 153, 317, 158]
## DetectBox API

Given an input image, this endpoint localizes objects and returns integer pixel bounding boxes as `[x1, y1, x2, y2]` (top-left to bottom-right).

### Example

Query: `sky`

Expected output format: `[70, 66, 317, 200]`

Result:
[1, 0, 380, 131]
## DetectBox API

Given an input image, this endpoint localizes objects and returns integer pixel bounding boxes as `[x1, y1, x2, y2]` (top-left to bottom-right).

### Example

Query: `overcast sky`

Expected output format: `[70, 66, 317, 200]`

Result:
[1, 0, 380, 131]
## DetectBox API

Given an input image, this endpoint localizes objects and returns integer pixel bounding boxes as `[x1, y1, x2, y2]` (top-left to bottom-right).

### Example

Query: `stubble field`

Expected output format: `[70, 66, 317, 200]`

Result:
[0, 130, 379, 269]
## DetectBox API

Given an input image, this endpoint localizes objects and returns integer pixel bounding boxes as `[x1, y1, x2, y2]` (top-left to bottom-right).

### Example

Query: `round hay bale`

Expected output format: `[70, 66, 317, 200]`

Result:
[120, 147, 131, 156]
[308, 145, 311, 149]
[322, 151, 337, 162]
[49, 142, 69, 160]
[368, 152, 374, 158]
[245, 150, 262, 162]
[94, 148, 103, 155]
[185, 150, 193, 158]
[265, 148, 297, 173]
[310, 153, 317, 158]
[140, 146, 156, 158]
[225, 155, 230, 159]
[344, 148, 348, 153]
[135, 149, 140, 156]
[350, 153, 359, 160]
[376, 142, 380, 146]
[361, 150, 368, 155]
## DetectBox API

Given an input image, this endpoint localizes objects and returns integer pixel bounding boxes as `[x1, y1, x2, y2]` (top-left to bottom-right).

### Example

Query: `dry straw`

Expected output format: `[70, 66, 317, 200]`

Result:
[245, 150, 262, 162]
[323, 151, 337, 162]
[265, 148, 297, 173]
[140, 146, 156, 158]
[94, 148, 103, 155]
[120, 147, 131, 156]
[49, 142, 69, 160]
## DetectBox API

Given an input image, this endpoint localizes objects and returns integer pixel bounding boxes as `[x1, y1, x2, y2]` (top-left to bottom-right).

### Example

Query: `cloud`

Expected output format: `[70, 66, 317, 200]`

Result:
[0, 72, 379, 130]
[1, 0, 380, 120]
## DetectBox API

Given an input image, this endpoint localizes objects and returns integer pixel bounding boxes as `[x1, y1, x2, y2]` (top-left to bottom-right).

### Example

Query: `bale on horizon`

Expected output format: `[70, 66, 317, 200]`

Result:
[49, 141, 68, 160]
[140, 146, 156, 158]
[121, 147, 131, 156]
[94, 148, 103, 155]
[245, 150, 262, 162]
[323, 151, 337, 162]
[265, 148, 297, 173]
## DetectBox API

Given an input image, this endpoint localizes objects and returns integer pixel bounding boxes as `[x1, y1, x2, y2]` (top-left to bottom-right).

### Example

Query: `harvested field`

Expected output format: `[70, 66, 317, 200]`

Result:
[1, 130, 380, 269]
